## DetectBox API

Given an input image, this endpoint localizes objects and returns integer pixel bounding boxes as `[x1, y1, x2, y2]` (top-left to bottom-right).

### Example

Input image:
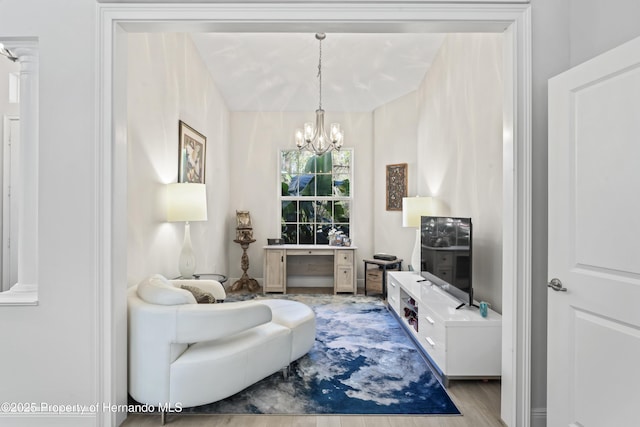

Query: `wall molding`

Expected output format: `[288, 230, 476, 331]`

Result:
[531, 407, 547, 427]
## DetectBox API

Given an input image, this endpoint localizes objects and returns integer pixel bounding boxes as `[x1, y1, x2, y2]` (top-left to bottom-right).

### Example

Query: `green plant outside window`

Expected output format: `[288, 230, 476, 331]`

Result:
[280, 149, 352, 244]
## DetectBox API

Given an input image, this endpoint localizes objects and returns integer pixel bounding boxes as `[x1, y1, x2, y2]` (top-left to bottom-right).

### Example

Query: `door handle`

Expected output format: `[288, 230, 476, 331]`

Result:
[548, 278, 567, 292]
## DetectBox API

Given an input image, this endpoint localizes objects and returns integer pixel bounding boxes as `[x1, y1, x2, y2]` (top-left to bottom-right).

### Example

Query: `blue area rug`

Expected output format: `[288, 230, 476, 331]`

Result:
[185, 294, 460, 415]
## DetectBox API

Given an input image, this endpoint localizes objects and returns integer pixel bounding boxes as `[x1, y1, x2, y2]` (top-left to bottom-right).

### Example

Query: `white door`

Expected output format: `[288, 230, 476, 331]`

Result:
[547, 37, 640, 426]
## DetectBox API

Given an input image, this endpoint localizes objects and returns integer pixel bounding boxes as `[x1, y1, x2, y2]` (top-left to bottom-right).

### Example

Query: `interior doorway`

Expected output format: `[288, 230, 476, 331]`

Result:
[97, 4, 532, 427]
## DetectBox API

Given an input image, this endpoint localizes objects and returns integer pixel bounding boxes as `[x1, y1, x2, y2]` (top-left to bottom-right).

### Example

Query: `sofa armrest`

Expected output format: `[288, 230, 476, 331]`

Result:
[170, 279, 226, 301]
[174, 301, 272, 343]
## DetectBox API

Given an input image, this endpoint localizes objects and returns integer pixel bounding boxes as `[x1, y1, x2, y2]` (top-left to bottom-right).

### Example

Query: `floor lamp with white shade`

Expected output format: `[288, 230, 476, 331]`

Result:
[166, 183, 208, 278]
[402, 196, 444, 272]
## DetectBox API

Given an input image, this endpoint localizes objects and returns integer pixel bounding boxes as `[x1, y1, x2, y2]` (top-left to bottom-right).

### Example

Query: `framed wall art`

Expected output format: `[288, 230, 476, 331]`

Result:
[386, 163, 408, 211]
[178, 120, 206, 183]
[235, 210, 252, 229]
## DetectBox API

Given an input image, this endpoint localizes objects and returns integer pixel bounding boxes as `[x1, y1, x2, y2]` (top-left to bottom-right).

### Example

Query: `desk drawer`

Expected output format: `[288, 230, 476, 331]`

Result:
[387, 276, 401, 313]
[421, 333, 446, 371]
[366, 270, 383, 293]
[336, 250, 354, 266]
[366, 269, 383, 281]
[421, 313, 446, 347]
[287, 249, 334, 256]
[335, 266, 354, 292]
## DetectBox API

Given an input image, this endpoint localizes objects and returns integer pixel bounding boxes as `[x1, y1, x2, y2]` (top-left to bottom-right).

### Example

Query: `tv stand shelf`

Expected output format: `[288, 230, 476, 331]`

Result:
[401, 297, 419, 332]
[388, 271, 501, 384]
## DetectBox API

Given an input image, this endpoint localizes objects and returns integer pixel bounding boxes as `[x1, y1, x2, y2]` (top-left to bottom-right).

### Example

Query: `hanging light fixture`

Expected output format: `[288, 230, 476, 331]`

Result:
[295, 33, 344, 155]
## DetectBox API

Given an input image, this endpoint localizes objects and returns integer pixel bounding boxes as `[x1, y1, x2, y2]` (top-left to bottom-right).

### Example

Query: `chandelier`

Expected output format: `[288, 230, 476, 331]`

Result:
[295, 33, 344, 156]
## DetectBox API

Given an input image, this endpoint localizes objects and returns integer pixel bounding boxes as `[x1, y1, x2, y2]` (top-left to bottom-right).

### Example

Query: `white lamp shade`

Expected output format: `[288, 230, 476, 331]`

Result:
[402, 196, 442, 228]
[166, 183, 208, 222]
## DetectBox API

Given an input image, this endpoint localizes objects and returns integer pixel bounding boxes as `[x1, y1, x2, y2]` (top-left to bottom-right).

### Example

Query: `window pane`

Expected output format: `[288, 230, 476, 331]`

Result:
[315, 152, 333, 173]
[335, 201, 350, 223]
[333, 175, 350, 197]
[282, 173, 295, 196]
[316, 173, 333, 196]
[301, 153, 316, 173]
[315, 200, 333, 223]
[281, 224, 297, 244]
[335, 224, 350, 237]
[299, 175, 316, 196]
[299, 201, 314, 223]
[299, 224, 314, 244]
[282, 201, 297, 222]
[333, 151, 351, 174]
[290, 173, 315, 196]
[316, 224, 332, 244]
[281, 151, 298, 174]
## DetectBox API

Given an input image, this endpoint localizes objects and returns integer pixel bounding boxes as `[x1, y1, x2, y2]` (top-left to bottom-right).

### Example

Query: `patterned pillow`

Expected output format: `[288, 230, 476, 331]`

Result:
[181, 284, 216, 304]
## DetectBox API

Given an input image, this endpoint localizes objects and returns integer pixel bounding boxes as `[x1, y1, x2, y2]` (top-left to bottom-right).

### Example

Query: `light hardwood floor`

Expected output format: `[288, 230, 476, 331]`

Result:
[122, 287, 504, 427]
[122, 379, 503, 426]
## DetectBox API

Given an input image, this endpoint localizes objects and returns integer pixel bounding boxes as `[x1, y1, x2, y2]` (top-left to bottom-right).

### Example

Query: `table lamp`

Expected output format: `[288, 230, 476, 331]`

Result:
[167, 183, 208, 278]
[402, 196, 440, 272]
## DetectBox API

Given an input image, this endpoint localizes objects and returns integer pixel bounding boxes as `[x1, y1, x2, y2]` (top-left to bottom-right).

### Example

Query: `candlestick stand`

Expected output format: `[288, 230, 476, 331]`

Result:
[230, 239, 260, 292]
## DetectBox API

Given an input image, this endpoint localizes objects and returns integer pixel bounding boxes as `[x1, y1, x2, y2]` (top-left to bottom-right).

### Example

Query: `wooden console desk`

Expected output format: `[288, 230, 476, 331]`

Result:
[263, 245, 357, 294]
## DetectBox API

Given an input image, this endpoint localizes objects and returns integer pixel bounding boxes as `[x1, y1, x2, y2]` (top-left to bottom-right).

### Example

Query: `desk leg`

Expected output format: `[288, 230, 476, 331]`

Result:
[382, 266, 387, 300]
[363, 262, 369, 296]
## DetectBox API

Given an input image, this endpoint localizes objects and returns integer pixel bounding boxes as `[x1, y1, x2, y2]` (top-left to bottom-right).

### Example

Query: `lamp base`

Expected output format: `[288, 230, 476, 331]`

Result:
[179, 222, 196, 278]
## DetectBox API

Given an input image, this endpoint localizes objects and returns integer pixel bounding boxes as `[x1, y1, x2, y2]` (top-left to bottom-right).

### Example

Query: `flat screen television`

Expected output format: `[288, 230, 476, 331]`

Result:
[420, 216, 473, 308]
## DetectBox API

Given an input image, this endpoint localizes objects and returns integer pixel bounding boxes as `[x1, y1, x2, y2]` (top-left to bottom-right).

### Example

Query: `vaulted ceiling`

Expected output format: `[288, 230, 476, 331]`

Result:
[190, 33, 446, 112]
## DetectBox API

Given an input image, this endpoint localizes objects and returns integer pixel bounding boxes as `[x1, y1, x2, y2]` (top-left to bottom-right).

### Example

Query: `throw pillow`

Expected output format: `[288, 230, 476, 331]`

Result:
[137, 274, 197, 305]
[181, 284, 217, 304]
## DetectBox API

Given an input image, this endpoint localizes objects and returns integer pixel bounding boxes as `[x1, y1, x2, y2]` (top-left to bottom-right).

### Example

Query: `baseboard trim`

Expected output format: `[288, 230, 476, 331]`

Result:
[531, 407, 547, 427]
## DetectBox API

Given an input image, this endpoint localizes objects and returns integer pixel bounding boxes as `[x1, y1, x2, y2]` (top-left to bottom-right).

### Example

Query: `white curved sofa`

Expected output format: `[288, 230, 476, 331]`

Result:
[127, 274, 315, 421]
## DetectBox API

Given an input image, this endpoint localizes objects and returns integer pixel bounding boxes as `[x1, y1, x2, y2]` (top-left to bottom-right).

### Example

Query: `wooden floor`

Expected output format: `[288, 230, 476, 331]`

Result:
[122, 379, 503, 426]
[122, 287, 504, 427]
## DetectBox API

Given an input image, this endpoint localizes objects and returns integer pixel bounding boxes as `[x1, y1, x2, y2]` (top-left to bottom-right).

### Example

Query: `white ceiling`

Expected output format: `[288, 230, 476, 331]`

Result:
[190, 33, 446, 112]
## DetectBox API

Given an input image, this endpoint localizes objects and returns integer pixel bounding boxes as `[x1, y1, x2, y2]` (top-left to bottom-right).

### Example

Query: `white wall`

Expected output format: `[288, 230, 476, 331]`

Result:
[0, 1, 98, 425]
[416, 33, 504, 311]
[530, 0, 570, 423]
[127, 33, 231, 285]
[569, 0, 640, 67]
[529, 1, 640, 424]
[373, 92, 420, 264]
[229, 111, 373, 285]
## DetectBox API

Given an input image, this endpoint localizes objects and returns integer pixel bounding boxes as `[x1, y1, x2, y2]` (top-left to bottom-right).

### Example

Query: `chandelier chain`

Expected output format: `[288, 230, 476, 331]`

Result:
[294, 32, 343, 155]
[317, 37, 322, 110]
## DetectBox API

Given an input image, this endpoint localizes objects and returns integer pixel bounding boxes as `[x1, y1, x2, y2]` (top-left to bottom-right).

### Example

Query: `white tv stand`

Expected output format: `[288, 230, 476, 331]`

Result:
[387, 271, 501, 384]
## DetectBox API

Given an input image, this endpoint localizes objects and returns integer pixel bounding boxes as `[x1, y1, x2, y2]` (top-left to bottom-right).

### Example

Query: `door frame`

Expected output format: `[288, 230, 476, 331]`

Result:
[1, 115, 19, 292]
[96, 3, 532, 427]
